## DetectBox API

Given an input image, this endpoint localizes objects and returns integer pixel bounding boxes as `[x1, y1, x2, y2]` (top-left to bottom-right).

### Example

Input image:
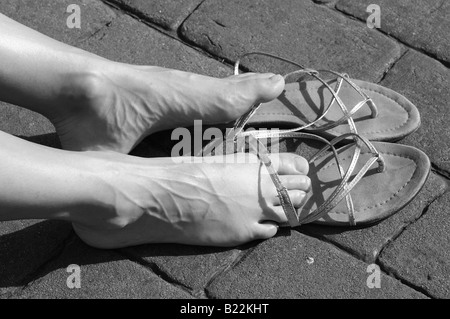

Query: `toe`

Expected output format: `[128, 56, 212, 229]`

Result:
[254, 74, 285, 103]
[235, 73, 285, 103]
[273, 190, 306, 207]
[279, 175, 311, 191]
[253, 221, 279, 240]
[234, 72, 275, 79]
[288, 190, 307, 207]
[262, 206, 289, 225]
[268, 153, 309, 175]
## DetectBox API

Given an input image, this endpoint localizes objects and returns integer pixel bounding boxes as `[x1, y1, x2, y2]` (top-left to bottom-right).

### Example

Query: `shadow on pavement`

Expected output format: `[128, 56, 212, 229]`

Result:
[0, 220, 73, 289]
[17, 133, 61, 149]
[0, 219, 293, 291]
[16, 132, 172, 157]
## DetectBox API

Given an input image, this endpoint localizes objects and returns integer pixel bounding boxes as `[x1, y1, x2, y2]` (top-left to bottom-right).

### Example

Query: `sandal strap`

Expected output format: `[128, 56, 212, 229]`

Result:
[296, 132, 385, 225]
[234, 51, 306, 74]
[199, 128, 385, 227]
[283, 69, 377, 133]
[197, 131, 299, 226]
[232, 52, 378, 137]
[245, 130, 385, 226]
[245, 134, 300, 226]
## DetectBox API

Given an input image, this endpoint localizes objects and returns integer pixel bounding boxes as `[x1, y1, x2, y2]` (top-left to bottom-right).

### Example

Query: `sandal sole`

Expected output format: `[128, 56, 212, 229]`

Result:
[247, 79, 421, 142]
[279, 140, 431, 226]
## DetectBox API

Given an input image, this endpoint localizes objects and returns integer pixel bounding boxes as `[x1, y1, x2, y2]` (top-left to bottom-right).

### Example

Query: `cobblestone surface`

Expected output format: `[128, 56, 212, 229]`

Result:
[121, 245, 241, 296]
[0, 0, 116, 46]
[0, 0, 449, 299]
[0, 103, 56, 142]
[0, 221, 72, 297]
[379, 192, 450, 299]
[302, 172, 447, 263]
[207, 231, 426, 299]
[18, 236, 193, 299]
[104, 0, 204, 31]
[78, 12, 231, 76]
[180, 0, 401, 81]
[336, 0, 450, 64]
[379, 50, 450, 172]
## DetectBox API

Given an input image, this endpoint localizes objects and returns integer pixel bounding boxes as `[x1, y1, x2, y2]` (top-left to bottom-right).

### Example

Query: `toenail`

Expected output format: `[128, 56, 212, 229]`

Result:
[303, 176, 312, 191]
[299, 192, 308, 206]
[295, 157, 308, 173]
[270, 74, 283, 82]
[294, 191, 307, 207]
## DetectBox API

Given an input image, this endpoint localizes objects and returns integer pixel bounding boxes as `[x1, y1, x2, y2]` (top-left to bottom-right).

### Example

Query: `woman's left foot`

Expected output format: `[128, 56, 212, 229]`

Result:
[51, 61, 285, 153]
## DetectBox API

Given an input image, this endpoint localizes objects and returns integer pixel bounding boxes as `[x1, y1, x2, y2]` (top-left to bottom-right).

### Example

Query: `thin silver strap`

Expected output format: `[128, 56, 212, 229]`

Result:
[232, 51, 379, 137]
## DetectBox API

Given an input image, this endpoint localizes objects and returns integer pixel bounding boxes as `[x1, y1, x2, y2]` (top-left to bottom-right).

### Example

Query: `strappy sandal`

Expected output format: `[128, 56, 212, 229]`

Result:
[232, 52, 421, 142]
[199, 128, 430, 227]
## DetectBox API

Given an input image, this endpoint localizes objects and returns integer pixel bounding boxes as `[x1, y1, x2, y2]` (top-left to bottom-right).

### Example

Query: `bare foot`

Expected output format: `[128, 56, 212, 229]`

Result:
[50, 60, 284, 153]
[72, 152, 309, 248]
[43, 57, 308, 249]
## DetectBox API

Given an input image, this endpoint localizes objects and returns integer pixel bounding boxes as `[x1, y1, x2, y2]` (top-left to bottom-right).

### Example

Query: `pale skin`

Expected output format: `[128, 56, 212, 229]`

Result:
[0, 13, 311, 248]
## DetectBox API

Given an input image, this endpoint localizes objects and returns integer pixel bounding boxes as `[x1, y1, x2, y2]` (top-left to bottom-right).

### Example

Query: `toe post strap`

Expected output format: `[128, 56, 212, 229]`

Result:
[253, 131, 385, 227]
[199, 125, 385, 227]
[233, 51, 379, 137]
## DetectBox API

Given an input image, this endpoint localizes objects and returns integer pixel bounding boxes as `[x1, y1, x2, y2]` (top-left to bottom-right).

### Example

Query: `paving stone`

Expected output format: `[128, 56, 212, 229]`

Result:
[314, 0, 336, 4]
[121, 244, 241, 295]
[379, 192, 450, 298]
[0, 0, 116, 46]
[17, 235, 193, 299]
[0, 220, 73, 296]
[207, 231, 426, 298]
[301, 172, 447, 263]
[0, 101, 58, 146]
[80, 12, 231, 77]
[379, 50, 450, 172]
[105, 0, 204, 31]
[336, 0, 450, 64]
[181, 0, 401, 82]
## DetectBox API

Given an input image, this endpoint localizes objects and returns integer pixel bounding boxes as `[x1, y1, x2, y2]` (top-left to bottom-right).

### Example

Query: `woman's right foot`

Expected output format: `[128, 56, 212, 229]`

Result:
[72, 152, 310, 248]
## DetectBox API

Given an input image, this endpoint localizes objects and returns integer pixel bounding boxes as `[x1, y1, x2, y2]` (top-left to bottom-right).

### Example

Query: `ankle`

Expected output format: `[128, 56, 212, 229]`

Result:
[52, 71, 103, 117]
[67, 152, 144, 229]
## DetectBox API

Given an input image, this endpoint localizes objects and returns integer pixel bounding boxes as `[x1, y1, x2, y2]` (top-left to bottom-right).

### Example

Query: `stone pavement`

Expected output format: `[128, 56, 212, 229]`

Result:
[0, 0, 448, 299]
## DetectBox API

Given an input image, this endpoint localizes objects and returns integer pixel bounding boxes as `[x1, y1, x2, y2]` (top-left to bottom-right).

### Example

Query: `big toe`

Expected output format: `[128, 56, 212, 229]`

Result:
[234, 73, 285, 104]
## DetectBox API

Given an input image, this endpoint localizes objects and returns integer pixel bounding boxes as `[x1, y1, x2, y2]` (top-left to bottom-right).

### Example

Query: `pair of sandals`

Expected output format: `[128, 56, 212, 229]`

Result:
[200, 52, 430, 228]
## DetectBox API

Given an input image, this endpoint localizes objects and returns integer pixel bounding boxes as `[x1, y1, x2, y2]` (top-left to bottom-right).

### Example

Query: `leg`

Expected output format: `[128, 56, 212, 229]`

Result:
[0, 14, 309, 248]
[0, 13, 284, 153]
[0, 130, 310, 248]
